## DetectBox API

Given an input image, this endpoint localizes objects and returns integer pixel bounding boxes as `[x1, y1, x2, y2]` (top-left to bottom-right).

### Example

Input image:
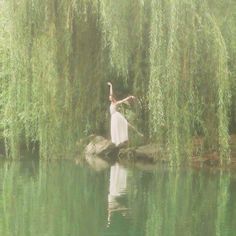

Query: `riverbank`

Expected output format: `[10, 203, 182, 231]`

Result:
[83, 134, 236, 169]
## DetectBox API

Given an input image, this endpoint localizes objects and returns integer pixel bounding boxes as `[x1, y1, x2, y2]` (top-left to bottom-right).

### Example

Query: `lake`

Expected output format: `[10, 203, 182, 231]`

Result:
[0, 159, 235, 236]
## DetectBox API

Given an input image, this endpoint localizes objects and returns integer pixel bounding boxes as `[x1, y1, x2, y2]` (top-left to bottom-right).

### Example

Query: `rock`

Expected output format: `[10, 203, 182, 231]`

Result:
[118, 144, 161, 163]
[135, 144, 159, 161]
[84, 136, 163, 164]
[118, 148, 136, 161]
[84, 136, 118, 161]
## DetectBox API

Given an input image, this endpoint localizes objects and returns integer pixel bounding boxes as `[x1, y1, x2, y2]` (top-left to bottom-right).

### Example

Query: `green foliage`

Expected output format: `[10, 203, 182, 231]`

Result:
[148, 0, 232, 162]
[0, 0, 235, 162]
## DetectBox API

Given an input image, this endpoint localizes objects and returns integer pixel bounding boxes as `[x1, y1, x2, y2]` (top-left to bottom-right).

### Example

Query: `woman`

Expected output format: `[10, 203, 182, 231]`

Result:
[107, 82, 134, 146]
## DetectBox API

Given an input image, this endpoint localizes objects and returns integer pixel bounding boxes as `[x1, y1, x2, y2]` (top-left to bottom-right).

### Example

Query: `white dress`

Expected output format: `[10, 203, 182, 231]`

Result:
[110, 103, 128, 146]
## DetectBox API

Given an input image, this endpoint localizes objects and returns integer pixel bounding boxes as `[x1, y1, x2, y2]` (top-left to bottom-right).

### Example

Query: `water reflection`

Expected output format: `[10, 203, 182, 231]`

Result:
[107, 163, 128, 226]
[85, 154, 110, 172]
[144, 169, 234, 236]
[0, 160, 236, 236]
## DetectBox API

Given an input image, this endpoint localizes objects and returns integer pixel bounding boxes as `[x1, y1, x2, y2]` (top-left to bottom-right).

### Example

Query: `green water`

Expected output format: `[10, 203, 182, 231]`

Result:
[0, 159, 235, 236]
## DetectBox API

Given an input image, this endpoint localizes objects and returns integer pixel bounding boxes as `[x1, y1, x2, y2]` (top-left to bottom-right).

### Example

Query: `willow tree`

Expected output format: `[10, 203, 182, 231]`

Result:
[147, 0, 231, 163]
[0, 0, 233, 163]
[207, 0, 236, 133]
[1, 0, 110, 158]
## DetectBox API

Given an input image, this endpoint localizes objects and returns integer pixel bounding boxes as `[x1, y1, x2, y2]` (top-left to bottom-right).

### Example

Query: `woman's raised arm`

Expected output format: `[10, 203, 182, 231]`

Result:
[116, 96, 135, 105]
[107, 82, 113, 97]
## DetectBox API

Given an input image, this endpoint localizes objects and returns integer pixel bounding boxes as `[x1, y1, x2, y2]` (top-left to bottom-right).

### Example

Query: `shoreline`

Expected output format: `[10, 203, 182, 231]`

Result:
[83, 135, 236, 170]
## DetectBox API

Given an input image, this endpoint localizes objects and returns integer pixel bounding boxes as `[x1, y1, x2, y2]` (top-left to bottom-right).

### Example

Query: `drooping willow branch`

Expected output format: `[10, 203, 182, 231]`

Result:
[0, 0, 234, 163]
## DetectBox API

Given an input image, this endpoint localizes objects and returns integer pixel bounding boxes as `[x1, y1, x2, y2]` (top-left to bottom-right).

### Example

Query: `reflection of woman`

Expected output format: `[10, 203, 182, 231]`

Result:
[107, 163, 128, 226]
[107, 82, 134, 146]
